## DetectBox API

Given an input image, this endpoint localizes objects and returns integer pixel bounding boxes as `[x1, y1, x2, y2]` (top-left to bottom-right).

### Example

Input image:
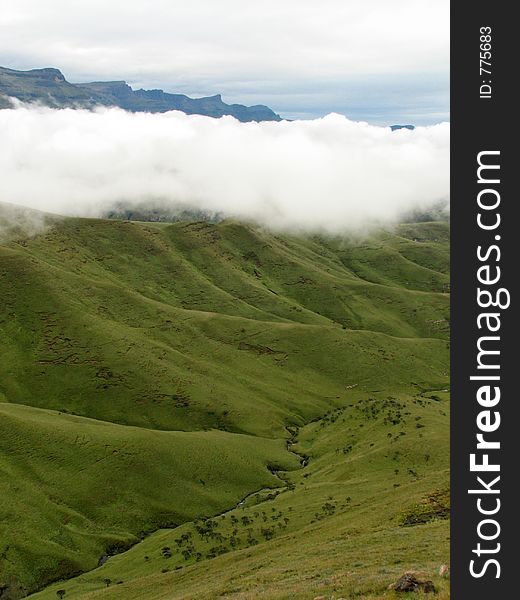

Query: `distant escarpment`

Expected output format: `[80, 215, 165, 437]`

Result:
[0, 66, 282, 122]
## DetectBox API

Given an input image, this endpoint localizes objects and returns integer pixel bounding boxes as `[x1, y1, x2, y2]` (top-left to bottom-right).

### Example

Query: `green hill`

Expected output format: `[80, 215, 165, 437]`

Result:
[0, 206, 450, 599]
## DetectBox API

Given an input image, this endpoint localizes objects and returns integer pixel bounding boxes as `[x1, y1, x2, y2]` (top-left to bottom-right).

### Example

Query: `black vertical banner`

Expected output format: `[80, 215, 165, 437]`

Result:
[451, 2, 518, 598]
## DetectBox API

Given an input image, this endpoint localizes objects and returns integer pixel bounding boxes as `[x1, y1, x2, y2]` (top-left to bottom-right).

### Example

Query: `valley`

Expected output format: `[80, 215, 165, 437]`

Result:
[0, 207, 450, 599]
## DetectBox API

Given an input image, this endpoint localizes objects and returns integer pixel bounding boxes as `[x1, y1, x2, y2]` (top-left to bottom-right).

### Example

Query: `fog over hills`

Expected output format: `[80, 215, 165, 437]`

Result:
[0, 2, 450, 599]
[0, 103, 449, 235]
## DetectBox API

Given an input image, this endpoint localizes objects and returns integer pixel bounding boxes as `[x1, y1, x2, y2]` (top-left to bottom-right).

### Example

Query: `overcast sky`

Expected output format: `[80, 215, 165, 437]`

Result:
[0, 0, 449, 123]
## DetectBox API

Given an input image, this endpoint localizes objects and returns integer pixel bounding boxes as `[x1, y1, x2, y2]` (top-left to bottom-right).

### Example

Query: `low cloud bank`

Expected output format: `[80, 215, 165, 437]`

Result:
[0, 103, 449, 233]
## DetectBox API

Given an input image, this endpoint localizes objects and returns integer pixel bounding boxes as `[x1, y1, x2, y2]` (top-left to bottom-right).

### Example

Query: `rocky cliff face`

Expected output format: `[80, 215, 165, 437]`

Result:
[0, 66, 282, 122]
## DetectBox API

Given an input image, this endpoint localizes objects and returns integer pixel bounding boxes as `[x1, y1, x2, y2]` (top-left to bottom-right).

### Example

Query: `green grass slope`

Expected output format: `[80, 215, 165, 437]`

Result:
[29, 387, 450, 600]
[0, 206, 449, 599]
[0, 403, 298, 598]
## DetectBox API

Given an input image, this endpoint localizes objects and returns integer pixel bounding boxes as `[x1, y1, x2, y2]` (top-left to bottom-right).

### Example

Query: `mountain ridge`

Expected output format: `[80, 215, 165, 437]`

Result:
[0, 66, 282, 122]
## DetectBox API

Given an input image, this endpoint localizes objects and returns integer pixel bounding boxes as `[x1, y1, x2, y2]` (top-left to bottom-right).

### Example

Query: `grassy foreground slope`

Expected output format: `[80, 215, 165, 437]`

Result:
[0, 403, 298, 598]
[0, 207, 449, 598]
[30, 387, 450, 600]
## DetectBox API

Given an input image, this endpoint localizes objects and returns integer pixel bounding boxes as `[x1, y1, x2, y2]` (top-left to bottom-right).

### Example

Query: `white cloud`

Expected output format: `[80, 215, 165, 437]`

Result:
[0, 104, 449, 233]
[1, 0, 449, 121]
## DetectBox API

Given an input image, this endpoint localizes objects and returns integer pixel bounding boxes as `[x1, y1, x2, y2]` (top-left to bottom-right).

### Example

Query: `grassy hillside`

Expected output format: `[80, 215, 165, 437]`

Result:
[0, 403, 298, 598]
[0, 206, 449, 599]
